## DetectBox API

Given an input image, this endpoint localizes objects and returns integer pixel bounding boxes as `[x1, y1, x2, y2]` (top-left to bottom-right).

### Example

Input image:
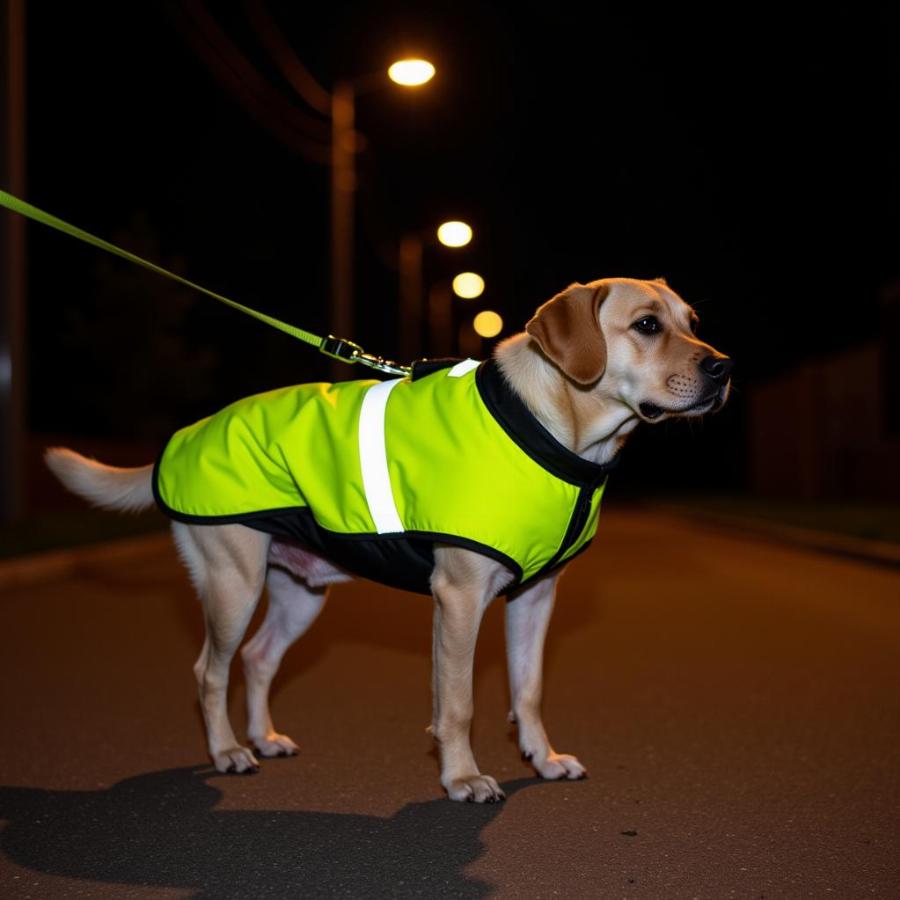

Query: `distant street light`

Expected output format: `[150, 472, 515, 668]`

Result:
[388, 59, 436, 87]
[452, 272, 485, 299]
[437, 220, 472, 248]
[473, 310, 503, 338]
[400, 219, 474, 360]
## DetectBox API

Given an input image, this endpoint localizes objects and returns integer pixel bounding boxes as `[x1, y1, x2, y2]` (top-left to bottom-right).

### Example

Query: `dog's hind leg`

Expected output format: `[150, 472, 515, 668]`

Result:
[241, 565, 327, 758]
[178, 523, 270, 774]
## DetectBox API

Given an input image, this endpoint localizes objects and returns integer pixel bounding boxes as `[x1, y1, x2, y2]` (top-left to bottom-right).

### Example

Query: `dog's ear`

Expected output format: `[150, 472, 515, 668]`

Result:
[525, 282, 610, 385]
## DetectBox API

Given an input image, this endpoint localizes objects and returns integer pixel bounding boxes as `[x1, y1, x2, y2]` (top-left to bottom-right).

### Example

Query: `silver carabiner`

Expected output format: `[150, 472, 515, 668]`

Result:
[355, 351, 411, 377]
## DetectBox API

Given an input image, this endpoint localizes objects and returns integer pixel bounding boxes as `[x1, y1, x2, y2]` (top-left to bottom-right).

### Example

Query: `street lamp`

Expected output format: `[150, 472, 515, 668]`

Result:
[437, 220, 472, 248]
[388, 59, 435, 87]
[452, 272, 485, 299]
[331, 58, 435, 370]
[399, 218, 472, 361]
[458, 309, 503, 358]
[473, 310, 503, 338]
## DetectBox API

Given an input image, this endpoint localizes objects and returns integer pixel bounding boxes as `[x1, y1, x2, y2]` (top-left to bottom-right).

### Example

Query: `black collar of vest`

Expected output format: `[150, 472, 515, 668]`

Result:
[475, 358, 620, 487]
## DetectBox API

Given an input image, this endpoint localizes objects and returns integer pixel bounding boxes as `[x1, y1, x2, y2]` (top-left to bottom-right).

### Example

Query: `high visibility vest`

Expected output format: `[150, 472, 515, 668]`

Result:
[153, 359, 615, 595]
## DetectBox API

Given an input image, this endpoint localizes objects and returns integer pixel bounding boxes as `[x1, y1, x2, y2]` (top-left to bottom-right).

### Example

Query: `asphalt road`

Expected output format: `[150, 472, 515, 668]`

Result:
[1, 510, 898, 898]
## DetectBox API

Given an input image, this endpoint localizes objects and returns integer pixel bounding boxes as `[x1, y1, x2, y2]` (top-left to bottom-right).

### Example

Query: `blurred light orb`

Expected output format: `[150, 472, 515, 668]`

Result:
[437, 220, 472, 247]
[473, 310, 503, 338]
[452, 272, 485, 299]
[388, 59, 436, 87]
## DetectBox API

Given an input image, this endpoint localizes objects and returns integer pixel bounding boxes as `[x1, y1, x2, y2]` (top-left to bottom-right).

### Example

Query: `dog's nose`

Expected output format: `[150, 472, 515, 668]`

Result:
[699, 355, 733, 382]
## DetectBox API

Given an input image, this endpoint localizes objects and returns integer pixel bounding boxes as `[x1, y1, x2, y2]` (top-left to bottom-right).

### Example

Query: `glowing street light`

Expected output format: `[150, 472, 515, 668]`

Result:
[388, 59, 436, 87]
[452, 272, 485, 299]
[437, 221, 472, 248]
[473, 310, 503, 338]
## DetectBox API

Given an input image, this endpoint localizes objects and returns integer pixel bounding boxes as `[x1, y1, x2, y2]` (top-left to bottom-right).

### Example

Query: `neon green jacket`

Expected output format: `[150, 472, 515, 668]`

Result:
[153, 359, 614, 594]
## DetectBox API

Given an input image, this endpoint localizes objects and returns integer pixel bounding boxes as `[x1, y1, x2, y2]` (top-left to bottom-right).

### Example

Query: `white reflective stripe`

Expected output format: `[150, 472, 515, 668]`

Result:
[448, 358, 480, 377]
[358, 378, 405, 534]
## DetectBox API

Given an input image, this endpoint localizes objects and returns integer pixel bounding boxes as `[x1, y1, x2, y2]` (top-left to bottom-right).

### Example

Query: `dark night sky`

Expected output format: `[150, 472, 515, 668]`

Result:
[22, 2, 900, 493]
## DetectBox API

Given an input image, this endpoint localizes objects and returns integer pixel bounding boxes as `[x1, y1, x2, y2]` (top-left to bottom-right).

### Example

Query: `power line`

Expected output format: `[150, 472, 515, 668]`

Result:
[242, 1, 332, 118]
[171, 0, 331, 165]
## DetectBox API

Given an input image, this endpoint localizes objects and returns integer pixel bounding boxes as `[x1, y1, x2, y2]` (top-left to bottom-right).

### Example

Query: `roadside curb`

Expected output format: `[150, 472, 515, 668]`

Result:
[0, 533, 172, 590]
[654, 505, 900, 569]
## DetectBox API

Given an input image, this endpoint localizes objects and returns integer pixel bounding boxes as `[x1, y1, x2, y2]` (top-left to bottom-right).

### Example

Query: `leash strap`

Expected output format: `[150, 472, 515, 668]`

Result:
[0, 189, 410, 376]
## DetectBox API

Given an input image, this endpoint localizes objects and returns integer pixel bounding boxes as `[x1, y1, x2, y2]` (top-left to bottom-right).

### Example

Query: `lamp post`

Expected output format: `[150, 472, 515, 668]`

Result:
[398, 232, 423, 360]
[330, 81, 355, 345]
[1, 0, 26, 522]
[330, 59, 434, 374]
[399, 219, 474, 361]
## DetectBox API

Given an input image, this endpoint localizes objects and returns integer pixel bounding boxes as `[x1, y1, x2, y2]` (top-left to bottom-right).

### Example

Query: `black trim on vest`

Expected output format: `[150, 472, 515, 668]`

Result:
[534, 484, 594, 578]
[475, 358, 619, 487]
[246, 509, 524, 596]
[410, 358, 463, 381]
[510, 536, 594, 599]
[152, 450, 312, 529]
[153, 450, 523, 596]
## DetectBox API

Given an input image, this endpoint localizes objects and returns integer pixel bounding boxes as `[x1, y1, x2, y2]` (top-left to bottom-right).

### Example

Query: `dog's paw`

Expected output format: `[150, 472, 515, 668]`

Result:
[251, 732, 299, 758]
[213, 746, 260, 774]
[444, 774, 506, 803]
[531, 751, 587, 781]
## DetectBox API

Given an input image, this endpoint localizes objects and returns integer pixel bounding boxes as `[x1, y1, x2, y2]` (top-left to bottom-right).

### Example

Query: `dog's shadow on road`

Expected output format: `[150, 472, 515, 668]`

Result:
[0, 766, 541, 898]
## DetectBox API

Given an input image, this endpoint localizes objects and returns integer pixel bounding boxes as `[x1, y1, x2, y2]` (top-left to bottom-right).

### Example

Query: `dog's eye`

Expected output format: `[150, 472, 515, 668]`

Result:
[632, 316, 662, 335]
[689, 315, 700, 334]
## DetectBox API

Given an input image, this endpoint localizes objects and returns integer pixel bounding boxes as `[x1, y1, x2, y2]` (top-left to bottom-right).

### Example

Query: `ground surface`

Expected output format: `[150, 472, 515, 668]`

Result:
[1, 510, 898, 898]
[0, 508, 168, 560]
[658, 496, 900, 544]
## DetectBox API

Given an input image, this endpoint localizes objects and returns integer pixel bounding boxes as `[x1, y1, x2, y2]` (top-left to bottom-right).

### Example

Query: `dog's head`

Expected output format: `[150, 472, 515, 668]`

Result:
[525, 277, 732, 421]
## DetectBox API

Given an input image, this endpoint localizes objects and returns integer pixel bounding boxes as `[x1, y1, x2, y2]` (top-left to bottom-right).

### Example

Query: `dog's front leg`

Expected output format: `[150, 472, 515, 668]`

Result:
[430, 546, 510, 803]
[506, 570, 587, 780]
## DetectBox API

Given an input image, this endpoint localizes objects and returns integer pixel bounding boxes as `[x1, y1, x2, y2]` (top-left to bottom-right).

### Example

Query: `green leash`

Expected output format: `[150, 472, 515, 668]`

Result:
[0, 189, 410, 376]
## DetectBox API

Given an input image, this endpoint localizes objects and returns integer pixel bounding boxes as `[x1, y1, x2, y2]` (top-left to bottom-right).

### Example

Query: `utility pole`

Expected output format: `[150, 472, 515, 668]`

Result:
[330, 81, 354, 375]
[0, 0, 26, 522]
[329, 62, 434, 377]
[428, 282, 453, 357]
[398, 233, 423, 361]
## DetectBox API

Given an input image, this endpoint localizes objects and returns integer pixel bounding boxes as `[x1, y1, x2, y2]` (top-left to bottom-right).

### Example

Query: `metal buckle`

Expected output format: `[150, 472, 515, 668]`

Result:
[319, 335, 410, 377]
[319, 335, 364, 362]
[355, 352, 411, 376]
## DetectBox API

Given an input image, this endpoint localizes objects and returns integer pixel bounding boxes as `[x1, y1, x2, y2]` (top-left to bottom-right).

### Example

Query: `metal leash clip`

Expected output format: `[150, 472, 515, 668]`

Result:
[319, 335, 411, 377]
[354, 351, 411, 376]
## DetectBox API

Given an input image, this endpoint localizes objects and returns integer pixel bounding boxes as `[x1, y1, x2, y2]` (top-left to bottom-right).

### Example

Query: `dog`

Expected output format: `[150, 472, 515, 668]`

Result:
[46, 277, 731, 803]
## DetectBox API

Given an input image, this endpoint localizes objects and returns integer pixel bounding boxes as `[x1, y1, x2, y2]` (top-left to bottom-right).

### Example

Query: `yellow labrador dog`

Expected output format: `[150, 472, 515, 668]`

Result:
[46, 277, 731, 803]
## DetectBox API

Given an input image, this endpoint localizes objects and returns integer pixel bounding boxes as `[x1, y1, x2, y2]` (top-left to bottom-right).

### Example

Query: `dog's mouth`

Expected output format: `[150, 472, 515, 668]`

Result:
[638, 401, 666, 420]
[709, 380, 730, 412]
[638, 382, 730, 421]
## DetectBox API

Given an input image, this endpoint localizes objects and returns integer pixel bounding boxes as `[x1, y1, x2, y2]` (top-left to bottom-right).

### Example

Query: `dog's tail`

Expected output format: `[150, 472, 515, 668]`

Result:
[44, 447, 156, 513]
